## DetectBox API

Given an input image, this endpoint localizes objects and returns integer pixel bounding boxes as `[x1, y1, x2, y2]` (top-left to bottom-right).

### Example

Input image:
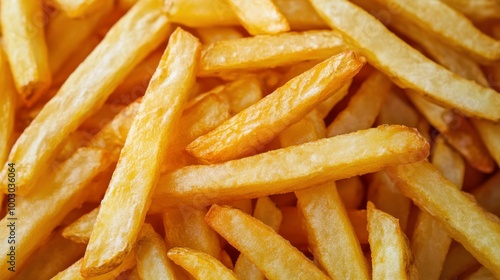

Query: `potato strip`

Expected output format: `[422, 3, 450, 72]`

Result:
[225, 0, 289, 35]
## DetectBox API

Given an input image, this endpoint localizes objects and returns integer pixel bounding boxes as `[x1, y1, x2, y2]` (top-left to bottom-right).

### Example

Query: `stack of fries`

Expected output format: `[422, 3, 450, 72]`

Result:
[1, 0, 500, 279]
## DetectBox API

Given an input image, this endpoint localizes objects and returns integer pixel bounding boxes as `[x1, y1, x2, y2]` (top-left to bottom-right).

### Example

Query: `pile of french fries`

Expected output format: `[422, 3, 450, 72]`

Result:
[1, 0, 500, 279]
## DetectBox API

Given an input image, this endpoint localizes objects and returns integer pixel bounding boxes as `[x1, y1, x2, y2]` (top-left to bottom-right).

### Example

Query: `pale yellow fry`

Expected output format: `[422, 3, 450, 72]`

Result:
[439, 0, 500, 22]
[152, 125, 429, 211]
[62, 207, 99, 244]
[168, 247, 238, 280]
[196, 27, 244, 44]
[278, 110, 325, 148]
[464, 266, 495, 280]
[136, 223, 177, 280]
[0, 50, 16, 166]
[0, 0, 171, 195]
[189, 51, 364, 163]
[309, 0, 500, 121]
[375, 0, 500, 63]
[199, 30, 348, 76]
[412, 139, 465, 280]
[327, 71, 391, 137]
[473, 119, 500, 168]
[217, 76, 263, 115]
[53, 0, 106, 18]
[1, 0, 51, 105]
[297, 182, 370, 279]
[386, 161, 500, 278]
[82, 28, 200, 276]
[164, 0, 239, 27]
[274, 0, 327, 30]
[14, 231, 86, 280]
[47, 0, 112, 75]
[206, 205, 329, 280]
[367, 202, 418, 280]
[234, 197, 282, 280]
[52, 249, 136, 280]
[225, 0, 289, 35]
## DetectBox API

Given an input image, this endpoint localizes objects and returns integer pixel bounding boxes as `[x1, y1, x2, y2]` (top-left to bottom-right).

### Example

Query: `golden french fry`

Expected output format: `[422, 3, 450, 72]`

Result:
[327, 71, 391, 137]
[164, 0, 239, 27]
[308, 0, 500, 121]
[0, 50, 16, 166]
[153, 125, 429, 211]
[225, 0, 289, 35]
[367, 201, 418, 279]
[0, 0, 171, 195]
[82, 28, 200, 276]
[188, 51, 364, 163]
[206, 205, 329, 280]
[168, 247, 238, 280]
[296, 181, 370, 279]
[14, 231, 86, 280]
[316, 80, 352, 119]
[62, 207, 99, 244]
[278, 207, 308, 250]
[216, 76, 263, 115]
[386, 161, 500, 278]
[199, 30, 348, 76]
[376, 90, 420, 127]
[136, 223, 177, 280]
[273, 0, 327, 30]
[195, 27, 244, 44]
[52, 0, 107, 18]
[411, 139, 465, 280]
[234, 197, 282, 280]
[440, 0, 500, 22]
[1, 0, 51, 105]
[277, 110, 325, 148]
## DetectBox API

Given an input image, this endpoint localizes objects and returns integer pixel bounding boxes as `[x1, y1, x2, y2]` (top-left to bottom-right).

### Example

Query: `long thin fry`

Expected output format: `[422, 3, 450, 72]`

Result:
[82, 28, 200, 276]
[225, 0, 289, 35]
[53, 0, 106, 18]
[205, 205, 329, 280]
[1, 0, 51, 105]
[386, 161, 500, 278]
[152, 125, 429, 211]
[62, 207, 99, 244]
[308, 0, 500, 121]
[274, 0, 327, 30]
[0, 50, 16, 166]
[0, 0, 171, 195]
[164, 0, 239, 27]
[188, 51, 364, 163]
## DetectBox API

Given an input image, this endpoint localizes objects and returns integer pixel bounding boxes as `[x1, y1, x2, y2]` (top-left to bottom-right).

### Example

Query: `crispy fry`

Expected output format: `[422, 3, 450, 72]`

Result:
[199, 30, 349, 76]
[0, 0, 171, 195]
[136, 223, 177, 280]
[195, 27, 244, 44]
[386, 161, 500, 278]
[367, 202, 418, 280]
[216, 76, 263, 115]
[52, 0, 107, 18]
[206, 205, 329, 280]
[473, 119, 500, 168]
[82, 29, 200, 276]
[327, 71, 391, 137]
[164, 0, 239, 27]
[168, 247, 238, 280]
[277, 111, 325, 148]
[274, 0, 327, 30]
[309, 0, 500, 121]
[225, 0, 289, 35]
[0, 50, 16, 166]
[189, 51, 364, 163]
[440, 0, 500, 22]
[377, 91, 420, 127]
[1, 0, 51, 105]
[62, 207, 99, 244]
[153, 125, 429, 210]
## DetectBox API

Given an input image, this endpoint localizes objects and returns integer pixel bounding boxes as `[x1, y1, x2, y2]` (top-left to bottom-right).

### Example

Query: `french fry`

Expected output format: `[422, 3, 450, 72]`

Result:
[273, 0, 327, 30]
[278, 207, 308, 250]
[374, 0, 500, 63]
[164, 0, 239, 27]
[277, 110, 325, 148]
[0, 50, 16, 166]
[0, 0, 171, 195]
[316, 80, 352, 119]
[367, 202, 418, 280]
[411, 139, 465, 280]
[439, 0, 500, 22]
[198, 30, 349, 76]
[327, 71, 391, 137]
[441, 243, 480, 280]
[406, 90, 494, 173]
[225, 0, 289, 35]
[336, 176, 364, 209]
[195, 27, 244, 44]
[473, 119, 500, 168]
[167, 247, 238, 280]
[136, 223, 177, 280]
[386, 161, 500, 278]
[296, 181, 370, 279]
[376, 91, 420, 127]
[153, 125, 429, 210]
[1, 0, 51, 105]
[308, 0, 500, 121]
[14, 231, 86, 280]
[234, 196, 282, 280]
[216, 76, 263, 115]
[188, 51, 364, 163]
[472, 172, 500, 217]
[206, 205, 330, 280]
[62, 207, 99, 244]
[52, 0, 107, 18]
[82, 28, 200, 276]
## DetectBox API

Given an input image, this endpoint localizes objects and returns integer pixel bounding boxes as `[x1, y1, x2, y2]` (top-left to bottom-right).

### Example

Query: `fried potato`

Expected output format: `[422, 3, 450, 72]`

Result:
[164, 0, 239, 27]
[62, 207, 99, 244]
[441, 243, 479, 280]
[1, 0, 51, 105]
[188, 51, 364, 163]
[308, 0, 500, 121]
[152, 125, 429, 210]
[198, 30, 348, 76]
[440, 0, 500, 22]
[195, 27, 244, 44]
[473, 119, 500, 168]
[206, 205, 329, 280]
[168, 247, 238, 280]
[386, 161, 500, 278]
[367, 202, 418, 280]
[52, 0, 107, 18]
[225, 0, 289, 35]
[472, 172, 500, 217]
[296, 182, 370, 279]
[278, 207, 308, 250]
[327, 71, 391, 137]
[82, 28, 200, 276]
[336, 176, 365, 209]
[0, 50, 16, 166]
[273, 0, 327, 30]
[0, 0, 171, 195]
[136, 223, 177, 280]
